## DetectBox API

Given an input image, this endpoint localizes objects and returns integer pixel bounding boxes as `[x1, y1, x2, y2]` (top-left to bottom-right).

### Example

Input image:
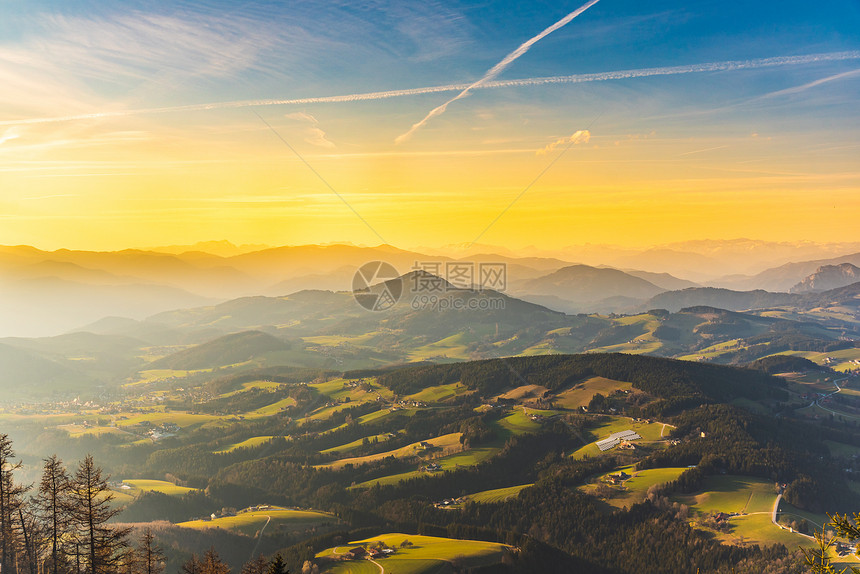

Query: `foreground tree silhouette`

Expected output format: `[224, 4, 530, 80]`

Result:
[182, 548, 229, 574]
[264, 554, 287, 574]
[803, 512, 860, 573]
[1, 433, 27, 574]
[67, 455, 131, 574]
[33, 455, 72, 574]
[240, 555, 267, 574]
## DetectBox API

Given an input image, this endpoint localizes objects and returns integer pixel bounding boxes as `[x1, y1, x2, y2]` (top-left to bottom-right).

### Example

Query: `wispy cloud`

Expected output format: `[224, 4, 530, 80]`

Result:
[394, 0, 602, 144]
[0, 8, 310, 122]
[2, 51, 858, 128]
[19, 194, 80, 200]
[679, 145, 729, 156]
[0, 128, 20, 145]
[285, 112, 336, 148]
[537, 130, 590, 155]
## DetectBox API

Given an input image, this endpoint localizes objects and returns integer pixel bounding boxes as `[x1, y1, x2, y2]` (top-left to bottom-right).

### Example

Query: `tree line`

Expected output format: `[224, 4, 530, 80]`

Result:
[1, 434, 300, 574]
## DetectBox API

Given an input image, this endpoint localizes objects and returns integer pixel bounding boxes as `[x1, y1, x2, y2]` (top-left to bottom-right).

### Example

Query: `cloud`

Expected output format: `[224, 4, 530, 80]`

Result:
[0, 128, 20, 145]
[394, 0, 602, 144]
[0, 7, 315, 121]
[537, 130, 590, 155]
[2, 51, 859, 128]
[284, 112, 335, 148]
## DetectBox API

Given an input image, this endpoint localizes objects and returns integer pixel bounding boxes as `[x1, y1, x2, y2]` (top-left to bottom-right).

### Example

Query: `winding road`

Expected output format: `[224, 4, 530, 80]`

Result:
[249, 515, 272, 561]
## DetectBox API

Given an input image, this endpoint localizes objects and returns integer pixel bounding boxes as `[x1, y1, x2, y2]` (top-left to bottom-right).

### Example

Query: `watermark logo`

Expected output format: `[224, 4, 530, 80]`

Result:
[352, 261, 402, 311]
[353, 259, 508, 312]
[411, 261, 507, 292]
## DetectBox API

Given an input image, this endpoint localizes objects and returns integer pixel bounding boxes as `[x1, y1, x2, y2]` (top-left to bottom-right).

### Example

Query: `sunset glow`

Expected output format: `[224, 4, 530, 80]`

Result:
[1, 0, 858, 251]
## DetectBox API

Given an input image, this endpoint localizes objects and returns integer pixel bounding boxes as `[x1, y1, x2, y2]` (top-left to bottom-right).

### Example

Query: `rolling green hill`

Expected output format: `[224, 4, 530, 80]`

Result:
[150, 331, 291, 370]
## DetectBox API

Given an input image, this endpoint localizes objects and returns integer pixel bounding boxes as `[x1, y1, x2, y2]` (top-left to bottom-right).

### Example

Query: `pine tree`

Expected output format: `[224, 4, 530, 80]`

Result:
[264, 554, 287, 574]
[33, 455, 72, 574]
[67, 455, 131, 574]
[135, 528, 165, 574]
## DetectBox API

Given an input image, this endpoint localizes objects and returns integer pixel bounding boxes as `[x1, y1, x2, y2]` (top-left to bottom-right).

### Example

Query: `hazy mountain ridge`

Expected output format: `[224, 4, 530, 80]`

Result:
[791, 263, 860, 293]
[2, 241, 860, 338]
[713, 251, 860, 292]
[510, 264, 667, 313]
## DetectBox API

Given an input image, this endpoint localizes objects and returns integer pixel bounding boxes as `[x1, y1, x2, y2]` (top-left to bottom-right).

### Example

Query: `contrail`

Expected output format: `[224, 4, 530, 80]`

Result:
[394, 0, 602, 144]
[1, 51, 858, 128]
[759, 68, 860, 99]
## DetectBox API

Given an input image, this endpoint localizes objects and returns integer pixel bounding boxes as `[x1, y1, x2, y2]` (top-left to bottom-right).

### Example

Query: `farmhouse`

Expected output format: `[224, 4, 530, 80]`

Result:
[596, 429, 642, 452]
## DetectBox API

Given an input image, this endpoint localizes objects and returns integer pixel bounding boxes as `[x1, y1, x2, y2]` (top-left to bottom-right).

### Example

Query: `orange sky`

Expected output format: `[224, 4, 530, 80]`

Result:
[1, 2, 858, 251]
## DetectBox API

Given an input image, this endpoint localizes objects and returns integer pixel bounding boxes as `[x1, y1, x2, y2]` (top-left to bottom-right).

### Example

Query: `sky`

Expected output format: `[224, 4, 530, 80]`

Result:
[0, 0, 858, 251]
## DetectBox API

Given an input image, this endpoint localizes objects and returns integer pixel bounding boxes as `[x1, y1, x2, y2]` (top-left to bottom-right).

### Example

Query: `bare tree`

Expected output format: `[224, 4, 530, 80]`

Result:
[0, 433, 26, 574]
[240, 555, 267, 574]
[180, 554, 203, 574]
[135, 528, 165, 574]
[33, 455, 72, 574]
[67, 455, 131, 574]
[182, 549, 229, 574]
[201, 548, 230, 574]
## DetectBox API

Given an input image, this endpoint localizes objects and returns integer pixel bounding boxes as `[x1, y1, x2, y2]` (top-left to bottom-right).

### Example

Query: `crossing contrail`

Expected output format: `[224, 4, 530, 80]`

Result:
[1, 51, 858, 128]
[394, 0, 602, 144]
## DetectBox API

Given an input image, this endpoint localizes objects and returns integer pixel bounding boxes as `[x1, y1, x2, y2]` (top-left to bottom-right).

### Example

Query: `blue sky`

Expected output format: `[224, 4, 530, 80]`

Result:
[0, 0, 858, 249]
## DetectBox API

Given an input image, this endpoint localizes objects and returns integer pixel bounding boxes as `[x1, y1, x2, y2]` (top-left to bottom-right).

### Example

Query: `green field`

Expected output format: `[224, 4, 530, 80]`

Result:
[679, 475, 777, 514]
[497, 409, 543, 435]
[317, 533, 511, 574]
[405, 382, 469, 404]
[115, 479, 197, 497]
[554, 377, 634, 409]
[467, 484, 533, 504]
[246, 397, 298, 417]
[408, 333, 473, 361]
[670, 475, 819, 548]
[125, 368, 209, 387]
[218, 380, 284, 398]
[114, 411, 224, 429]
[214, 436, 285, 453]
[582, 466, 687, 508]
[319, 433, 463, 470]
[179, 507, 336, 536]
[57, 424, 128, 438]
[321, 433, 397, 455]
[765, 348, 860, 373]
[569, 416, 670, 459]
[352, 445, 501, 488]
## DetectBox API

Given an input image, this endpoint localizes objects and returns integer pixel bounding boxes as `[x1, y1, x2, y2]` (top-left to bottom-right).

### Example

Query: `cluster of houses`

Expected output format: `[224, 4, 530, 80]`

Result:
[145, 422, 180, 441]
[423, 462, 442, 472]
[433, 496, 467, 508]
[196, 505, 275, 522]
[393, 399, 427, 409]
[345, 546, 396, 560]
[605, 471, 630, 485]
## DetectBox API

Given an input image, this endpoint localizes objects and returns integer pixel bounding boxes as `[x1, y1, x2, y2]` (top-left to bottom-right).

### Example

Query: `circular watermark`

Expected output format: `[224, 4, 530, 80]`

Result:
[352, 261, 402, 311]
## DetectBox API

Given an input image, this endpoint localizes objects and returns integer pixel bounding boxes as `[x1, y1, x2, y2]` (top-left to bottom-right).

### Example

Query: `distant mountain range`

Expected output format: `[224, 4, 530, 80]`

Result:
[510, 265, 667, 313]
[1, 241, 860, 338]
[713, 252, 860, 292]
[0, 265, 856, 401]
